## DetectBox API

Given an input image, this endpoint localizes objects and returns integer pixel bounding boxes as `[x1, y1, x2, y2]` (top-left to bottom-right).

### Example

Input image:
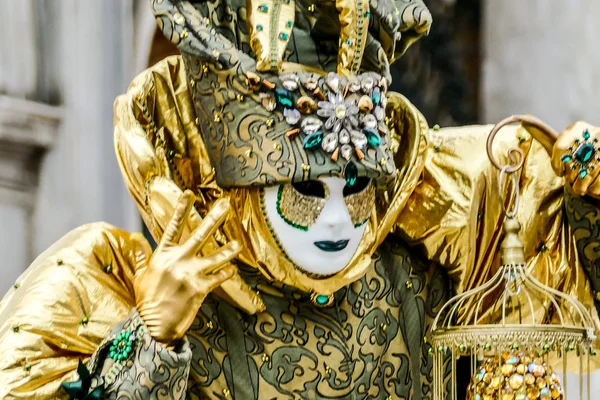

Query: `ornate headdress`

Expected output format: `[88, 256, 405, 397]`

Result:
[150, 0, 431, 188]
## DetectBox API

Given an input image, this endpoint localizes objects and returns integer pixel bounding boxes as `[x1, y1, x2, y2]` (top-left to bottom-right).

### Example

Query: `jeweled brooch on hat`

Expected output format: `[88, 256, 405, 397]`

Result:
[247, 70, 389, 187]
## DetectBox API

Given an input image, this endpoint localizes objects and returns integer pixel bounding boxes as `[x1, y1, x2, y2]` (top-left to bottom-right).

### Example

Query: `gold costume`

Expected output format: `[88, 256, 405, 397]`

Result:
[1, 0, 600, 399]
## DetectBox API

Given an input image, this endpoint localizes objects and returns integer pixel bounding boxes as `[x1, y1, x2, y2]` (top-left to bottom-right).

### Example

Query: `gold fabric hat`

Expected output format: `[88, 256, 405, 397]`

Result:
[150, 0, 431, 188]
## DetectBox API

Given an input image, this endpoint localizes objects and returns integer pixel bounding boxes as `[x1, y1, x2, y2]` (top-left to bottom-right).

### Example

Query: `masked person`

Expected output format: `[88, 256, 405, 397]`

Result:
[2, 0, 600, 399]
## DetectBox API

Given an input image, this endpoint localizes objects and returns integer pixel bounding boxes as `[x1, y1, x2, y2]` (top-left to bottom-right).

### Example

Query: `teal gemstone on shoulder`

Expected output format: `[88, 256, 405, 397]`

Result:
[257, 25, 263, 31]
[274, 88, 293, 108]
[580, 168, 588, 179]
[279, 32, 289, 40]
[287, 21, 293, 28]
[258, 4, 268, 12]
[315, 295, 329, 305]
[584, 129, 591, 140]
[561, 154, 572, 163]
[574, 142, 596, 164]
[364, 11, 371, 18]
[344, 161, 359, 187]
[364, 128, 382, 147]
[303, 132, 323, 149]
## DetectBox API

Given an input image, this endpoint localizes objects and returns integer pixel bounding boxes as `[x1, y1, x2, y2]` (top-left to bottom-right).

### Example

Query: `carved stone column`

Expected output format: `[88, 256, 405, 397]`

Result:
[0, 96, 61, 294]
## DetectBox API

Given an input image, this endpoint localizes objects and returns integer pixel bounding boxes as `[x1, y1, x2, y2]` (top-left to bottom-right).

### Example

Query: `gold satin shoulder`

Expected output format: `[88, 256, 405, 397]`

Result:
[0, 223, 149, 398]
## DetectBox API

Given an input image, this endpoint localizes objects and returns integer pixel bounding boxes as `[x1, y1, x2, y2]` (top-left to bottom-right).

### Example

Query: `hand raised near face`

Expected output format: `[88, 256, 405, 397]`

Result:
[134, 191, 241, 345]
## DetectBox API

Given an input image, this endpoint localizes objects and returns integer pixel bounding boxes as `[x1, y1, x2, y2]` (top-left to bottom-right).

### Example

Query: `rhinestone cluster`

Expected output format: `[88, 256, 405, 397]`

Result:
[467, 353, 563, 400]
[245, 70, 388, 186]
[561, 129, 600, 179]
[108, 329, 137, 363]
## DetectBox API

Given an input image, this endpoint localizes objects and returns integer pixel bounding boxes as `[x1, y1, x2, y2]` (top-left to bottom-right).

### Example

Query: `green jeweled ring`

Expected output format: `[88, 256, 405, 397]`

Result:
[561, 129, 600, 179]
[108, 330, 136, 363]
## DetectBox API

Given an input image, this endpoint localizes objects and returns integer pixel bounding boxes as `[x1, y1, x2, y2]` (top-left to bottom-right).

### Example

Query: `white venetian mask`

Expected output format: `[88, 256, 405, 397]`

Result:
[262, 176, 374, 276]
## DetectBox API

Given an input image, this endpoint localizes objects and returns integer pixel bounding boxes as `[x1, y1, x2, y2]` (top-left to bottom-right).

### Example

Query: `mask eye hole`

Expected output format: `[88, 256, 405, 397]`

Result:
[343, 177, 371, 196]
[292, 180, 327, 198]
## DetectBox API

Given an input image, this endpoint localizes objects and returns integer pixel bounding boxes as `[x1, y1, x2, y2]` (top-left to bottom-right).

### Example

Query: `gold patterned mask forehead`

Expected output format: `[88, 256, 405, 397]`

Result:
[276, 178, 374, 230]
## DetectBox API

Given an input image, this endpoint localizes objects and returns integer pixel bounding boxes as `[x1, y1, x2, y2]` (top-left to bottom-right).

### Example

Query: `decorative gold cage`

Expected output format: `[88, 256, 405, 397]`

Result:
[430, 116, 597, 400]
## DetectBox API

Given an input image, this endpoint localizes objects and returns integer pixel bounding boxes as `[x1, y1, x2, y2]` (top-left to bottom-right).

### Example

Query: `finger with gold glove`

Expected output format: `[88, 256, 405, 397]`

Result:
[134, 191, 241, 345]
[552, 121, 600, 197]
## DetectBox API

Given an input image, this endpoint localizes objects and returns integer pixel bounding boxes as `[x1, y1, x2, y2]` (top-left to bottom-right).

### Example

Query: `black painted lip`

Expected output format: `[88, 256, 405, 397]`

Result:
[314, 240, 350, 252]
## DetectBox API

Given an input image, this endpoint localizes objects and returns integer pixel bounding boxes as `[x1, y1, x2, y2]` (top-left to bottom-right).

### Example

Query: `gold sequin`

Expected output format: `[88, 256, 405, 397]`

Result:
[278, 184, 327, 229]
[344, 181, 375, 226]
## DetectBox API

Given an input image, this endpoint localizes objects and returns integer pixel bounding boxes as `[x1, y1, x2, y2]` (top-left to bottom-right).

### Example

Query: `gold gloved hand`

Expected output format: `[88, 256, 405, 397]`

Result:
[551, 121, 600, 197]
[134, 191, 241, 345]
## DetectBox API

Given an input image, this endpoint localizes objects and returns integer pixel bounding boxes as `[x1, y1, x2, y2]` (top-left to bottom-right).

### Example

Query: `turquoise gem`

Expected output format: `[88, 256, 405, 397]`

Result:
[584, 129, 591, 140]
[303, 132, 323, 149]
[580, 168, 588, 179]
[345, 39, 352, 45]
[258, 4, 268, 12]
[506, 356, 519, 364]
[287, 21, 293, 28]
[364, 129, 382, 147]
[364, 11, 370, 18]
[257, 25, 263, 31]
[371, 87, 381, 105]
[274, 88, 293, 108]
[315, 295, 329, 305]
[574, 142, 596, 164]
[561, 154, 572, 163]
[279, 32, 289, 40]
[344, 161, 358, 187]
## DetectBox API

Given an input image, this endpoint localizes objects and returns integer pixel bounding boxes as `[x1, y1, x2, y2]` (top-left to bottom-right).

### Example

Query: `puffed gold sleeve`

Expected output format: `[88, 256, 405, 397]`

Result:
[0, 223, 151, 399]
[394, 123, 600, 336]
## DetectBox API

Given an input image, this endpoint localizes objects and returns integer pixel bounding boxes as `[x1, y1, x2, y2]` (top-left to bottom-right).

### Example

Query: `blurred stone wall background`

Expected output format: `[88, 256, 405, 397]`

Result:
[1, 0, 599, 296]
